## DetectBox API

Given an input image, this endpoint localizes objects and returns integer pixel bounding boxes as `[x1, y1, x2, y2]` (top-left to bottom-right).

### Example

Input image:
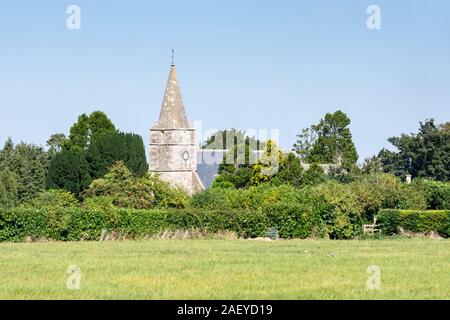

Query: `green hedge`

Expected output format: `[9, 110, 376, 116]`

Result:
[377, 209, 450, 237]
[4, 207, 449, 242]
[0, 203, 336, 242]
[0, 207, 270, 241]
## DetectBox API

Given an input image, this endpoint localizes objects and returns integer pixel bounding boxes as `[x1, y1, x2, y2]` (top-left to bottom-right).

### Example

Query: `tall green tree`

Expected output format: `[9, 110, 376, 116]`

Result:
[293, 127, 317, 160]
[125, 133, 148, 176]
[46, 133, 66, 158]
[66, 111, 116, 151]
[0, 139, 48, 201]
[378, 119, 450, 181]
[46, 149, 92, 196]
[88, 111, 116, 142]
[68, 113, 90, 151]
[0, 167, 19, 208]
[47, 111, 147, 195]
[295, 110, 358, 169]
[86, 132, 148, 179]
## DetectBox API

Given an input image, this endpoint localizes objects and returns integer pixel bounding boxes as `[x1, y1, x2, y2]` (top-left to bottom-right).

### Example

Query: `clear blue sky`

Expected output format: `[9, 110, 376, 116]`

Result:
[1, 0, 449, 161]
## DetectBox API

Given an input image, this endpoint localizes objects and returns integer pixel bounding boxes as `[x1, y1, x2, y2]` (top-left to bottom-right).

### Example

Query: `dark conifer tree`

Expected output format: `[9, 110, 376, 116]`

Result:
[46, 149, 91, 196]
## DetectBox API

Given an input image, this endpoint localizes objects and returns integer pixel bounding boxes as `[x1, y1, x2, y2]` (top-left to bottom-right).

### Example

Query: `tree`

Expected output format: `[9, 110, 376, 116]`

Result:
[68, 113, 90, 151]
[46, 133, 66, 158]
[250, 140, 285, 186]
[361, 156, 383, 175]
[294, 111, 358, 169]
[0, 168, 19, 208]
[0, 139, 49, 201]
[441, 122, 450, 133]
[66, 111, 116, 151]
[88, 111, 116, 142]
[46, 149, 92, 196]
[308, 110, 358, 169]
[202, 129, 264, 166]
[293, 127, 317, 160]
[86, 132, 148, 179]
[276, 153, 305, 187]
[204, 129, 265, 189]
[47, 111, 145, 195]
[124, 133, 148, 177]
[378, 119, 450, 181]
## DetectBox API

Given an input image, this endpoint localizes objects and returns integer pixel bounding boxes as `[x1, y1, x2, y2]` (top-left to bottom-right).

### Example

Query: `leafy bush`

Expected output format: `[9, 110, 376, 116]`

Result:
[264, 203, 315, 239]
[22, 189, 79, 209]
[191, 184, 318, 211]
[378, 209, 450, 236]
[409, 179, 450, 210]
[17, 190, 80, 240]
[83, 161, 189, 209]
[191, 173, 436, 239]
[189, 188, 233, 210]
[312, 181, 363, 239]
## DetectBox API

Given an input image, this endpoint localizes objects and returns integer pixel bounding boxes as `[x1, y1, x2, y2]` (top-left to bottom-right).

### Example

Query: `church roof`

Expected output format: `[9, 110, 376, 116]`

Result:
[154, 64, 190, 129]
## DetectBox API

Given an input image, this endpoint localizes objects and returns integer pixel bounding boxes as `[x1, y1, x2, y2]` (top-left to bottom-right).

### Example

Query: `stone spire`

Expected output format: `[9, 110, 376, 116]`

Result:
[155, 64, 190, 129]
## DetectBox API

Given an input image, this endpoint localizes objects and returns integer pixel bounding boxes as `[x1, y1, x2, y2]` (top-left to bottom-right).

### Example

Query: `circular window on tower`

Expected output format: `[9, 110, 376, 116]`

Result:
[182, 150, 190, 163]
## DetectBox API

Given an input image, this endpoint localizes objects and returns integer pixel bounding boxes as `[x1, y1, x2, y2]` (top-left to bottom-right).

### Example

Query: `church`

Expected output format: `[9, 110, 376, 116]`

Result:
[149, 60, 206, 194]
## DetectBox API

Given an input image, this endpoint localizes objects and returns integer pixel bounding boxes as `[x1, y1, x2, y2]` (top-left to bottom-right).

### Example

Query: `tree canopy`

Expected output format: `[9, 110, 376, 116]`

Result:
[66, 111, 116, 151]
[46, 111, 148, 196]
[86, 131, 148, 179]
[46, 149, 92, 197]
[0, 167, 19, 208]
[294, 110, 358, 169]
[0, 138, 49, 201]
[204, 129, 265, 189]
[378, 119, 450, 181]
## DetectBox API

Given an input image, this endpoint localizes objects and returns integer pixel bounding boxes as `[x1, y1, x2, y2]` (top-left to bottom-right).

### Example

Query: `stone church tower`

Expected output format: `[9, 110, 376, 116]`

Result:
[149, 62, 205, 194]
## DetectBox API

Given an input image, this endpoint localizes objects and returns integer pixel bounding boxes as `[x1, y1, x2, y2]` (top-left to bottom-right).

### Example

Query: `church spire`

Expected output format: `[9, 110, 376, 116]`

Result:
[155, 61, 190, 129]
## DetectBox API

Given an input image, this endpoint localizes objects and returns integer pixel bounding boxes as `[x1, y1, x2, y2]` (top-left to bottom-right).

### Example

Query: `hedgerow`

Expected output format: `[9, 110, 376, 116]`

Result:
[0, 207, 268, 241]
[377, 209, 450, 236]
[0, 203, 332, 242]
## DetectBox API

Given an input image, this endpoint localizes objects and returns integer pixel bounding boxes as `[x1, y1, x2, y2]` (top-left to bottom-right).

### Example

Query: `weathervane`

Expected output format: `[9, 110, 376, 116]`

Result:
[171, 49, 175, 66]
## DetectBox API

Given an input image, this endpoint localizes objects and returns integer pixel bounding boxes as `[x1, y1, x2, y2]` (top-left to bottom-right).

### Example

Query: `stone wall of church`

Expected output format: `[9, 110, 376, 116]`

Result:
[157, 171, 204, 194]
[150, 129, 195, 145]
[149, 128, 197, 172]
[149, 144, 197, 172]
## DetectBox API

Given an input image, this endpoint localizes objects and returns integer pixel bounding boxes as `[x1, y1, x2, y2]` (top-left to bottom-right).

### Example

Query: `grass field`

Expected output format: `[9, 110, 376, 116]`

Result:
[0, 239, 449, 299]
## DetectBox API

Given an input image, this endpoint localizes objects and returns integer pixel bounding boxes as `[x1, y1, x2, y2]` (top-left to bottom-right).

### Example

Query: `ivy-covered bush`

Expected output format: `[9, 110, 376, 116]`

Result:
[377, 209, 450, 236]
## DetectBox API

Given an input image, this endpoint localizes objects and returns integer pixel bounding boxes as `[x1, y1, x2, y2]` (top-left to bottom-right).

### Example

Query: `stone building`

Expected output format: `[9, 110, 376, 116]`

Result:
[149, 62, 205, 194]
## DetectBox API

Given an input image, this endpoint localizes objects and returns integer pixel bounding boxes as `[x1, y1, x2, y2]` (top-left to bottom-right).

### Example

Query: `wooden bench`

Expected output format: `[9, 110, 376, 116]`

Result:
[363, 216, 381, 236]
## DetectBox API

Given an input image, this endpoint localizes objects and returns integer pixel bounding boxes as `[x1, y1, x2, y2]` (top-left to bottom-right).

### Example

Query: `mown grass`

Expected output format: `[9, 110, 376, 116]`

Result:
[0, 239, 448, 299]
